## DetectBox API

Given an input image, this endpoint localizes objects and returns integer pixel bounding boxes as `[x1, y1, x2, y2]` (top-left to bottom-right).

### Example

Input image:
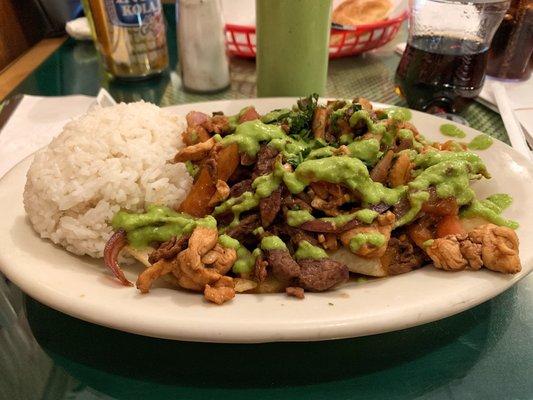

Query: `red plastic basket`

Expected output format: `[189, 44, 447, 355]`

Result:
[225, 10, 408, 59]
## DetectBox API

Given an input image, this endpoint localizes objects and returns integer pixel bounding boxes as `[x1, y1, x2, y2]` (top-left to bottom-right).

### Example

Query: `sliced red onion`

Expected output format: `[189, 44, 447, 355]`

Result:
[103, 229, 133, 286]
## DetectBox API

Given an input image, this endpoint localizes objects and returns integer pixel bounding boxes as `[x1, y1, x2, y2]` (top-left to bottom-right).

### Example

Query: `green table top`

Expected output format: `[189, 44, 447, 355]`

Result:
[2, 5, 531, 400]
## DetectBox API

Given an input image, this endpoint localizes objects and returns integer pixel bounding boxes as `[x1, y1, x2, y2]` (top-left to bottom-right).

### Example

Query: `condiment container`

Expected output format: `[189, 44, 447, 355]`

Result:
[176, 0, 230, 92]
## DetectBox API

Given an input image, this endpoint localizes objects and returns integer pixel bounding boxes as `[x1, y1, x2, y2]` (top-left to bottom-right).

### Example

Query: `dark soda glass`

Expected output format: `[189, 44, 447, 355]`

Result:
[395, 35, 489, 113]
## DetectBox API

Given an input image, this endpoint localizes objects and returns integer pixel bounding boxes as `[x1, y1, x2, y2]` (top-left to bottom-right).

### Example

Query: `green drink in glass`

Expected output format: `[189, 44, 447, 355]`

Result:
[256, 0, 333, 97]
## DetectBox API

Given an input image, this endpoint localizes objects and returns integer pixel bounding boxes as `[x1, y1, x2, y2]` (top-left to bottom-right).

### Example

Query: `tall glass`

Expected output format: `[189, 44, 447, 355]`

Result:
[487, 0, 533, 80]
[256, 0, 332, 97]
[395, 0, 510, 114]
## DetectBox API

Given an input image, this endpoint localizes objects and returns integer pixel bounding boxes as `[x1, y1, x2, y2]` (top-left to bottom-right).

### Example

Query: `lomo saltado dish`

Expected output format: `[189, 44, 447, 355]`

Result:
[104, 95, 521, 304]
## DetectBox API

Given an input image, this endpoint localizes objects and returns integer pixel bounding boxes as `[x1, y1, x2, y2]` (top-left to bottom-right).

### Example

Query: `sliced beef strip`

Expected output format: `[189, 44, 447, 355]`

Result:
[333, 217, 361, 233]
[286, 286, 305, 299]
[215, 211, 234, 227]
[265, 249, 301, 283]
[240, 152, 257, 166]
[370, 202, 392, 214]
[296, 191, 314, 205]
[393, 138, 413, 152]
[259, 187, 282, 227]
[370, 150, 394, 183]
[229, 179, 253, 198]
[381, 236, 425, 275]
[270, 224, 318, 247]
[312, 107, 328, 139]
[225, 214, 261, 243]
[208, 115, 232, 135]
[299, 219, 337, 233]
[148, 235, 190, 264]
[297, 259, 349, 292]
[283, 195, 313, 212]
[254, 254, 268, 283]
[333, 119, 352, 137]
[392, 196, 411, 220]
[252, 145, 279, 178]
[227, 164, 253, 185]
[299, 217, 361, 234]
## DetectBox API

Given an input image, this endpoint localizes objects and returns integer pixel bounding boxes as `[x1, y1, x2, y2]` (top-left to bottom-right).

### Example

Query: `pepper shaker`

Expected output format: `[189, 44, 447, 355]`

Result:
[176, 0, 230, 93]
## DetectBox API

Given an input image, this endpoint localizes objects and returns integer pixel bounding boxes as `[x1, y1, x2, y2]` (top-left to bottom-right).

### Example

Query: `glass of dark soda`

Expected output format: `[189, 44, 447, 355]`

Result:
[395, 0, 510, 114]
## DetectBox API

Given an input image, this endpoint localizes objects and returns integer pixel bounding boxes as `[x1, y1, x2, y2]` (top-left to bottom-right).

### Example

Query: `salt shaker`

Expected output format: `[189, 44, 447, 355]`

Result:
[176, 0, 230, 92]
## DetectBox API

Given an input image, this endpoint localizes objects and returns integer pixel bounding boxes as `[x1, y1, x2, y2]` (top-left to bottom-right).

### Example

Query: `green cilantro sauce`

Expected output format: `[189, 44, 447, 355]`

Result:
[294, 240, 328, 260]
[253, 226, 265, 235]
[286, 210, 316, 226]
[486, 193, 513, 210]
[233, 246, 261, 274]
[346, 138, 381, 163]
[260, 235, 287, 251]
[306, 138, 381, 164]
[349, 233, 385, 252]
[322, 209, 379, 226]
[440, 124, 466, 138]
[339, 133, 354, 144]
[409, 159, 482, 204]
[286, 209, 378, 228]
[395, 191, 430, 227]
[216, 150, 489, 229]
[461, 193, 518, 229]
[261, 108, 290, 124]
[218, 234, 240, 249]
[111, 206, 216, 249]
[220, 226, 268, 274]
[227, 106, 257, 130]
[413, 150, 487, 173]
[185, 160, 199, 177]
[468, 134, 493, 150]
[422, 239, 434, 248]
[268, 137, 309, 157]
[307, 146, 335, 159]
[349, 110, 387, 135]
[214, 155, 402, 224]
[220, 119, 380, 166]
[295, 156, 406, 205]
[385, 107, 412, 121]
[398, 129, 414, 140]
[220, 120, 286, 156]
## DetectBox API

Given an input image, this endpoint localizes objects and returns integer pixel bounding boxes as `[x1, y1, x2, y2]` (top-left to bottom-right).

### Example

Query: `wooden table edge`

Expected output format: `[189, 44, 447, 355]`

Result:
[0, 36, 67, 102]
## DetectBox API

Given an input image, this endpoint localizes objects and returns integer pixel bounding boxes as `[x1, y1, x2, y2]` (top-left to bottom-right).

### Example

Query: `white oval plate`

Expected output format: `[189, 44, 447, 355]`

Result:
[0, 98, 532, 343]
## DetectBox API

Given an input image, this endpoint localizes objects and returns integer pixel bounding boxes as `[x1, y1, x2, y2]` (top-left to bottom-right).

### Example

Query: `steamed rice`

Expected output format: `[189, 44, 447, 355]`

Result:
[23, 101, 192, 258]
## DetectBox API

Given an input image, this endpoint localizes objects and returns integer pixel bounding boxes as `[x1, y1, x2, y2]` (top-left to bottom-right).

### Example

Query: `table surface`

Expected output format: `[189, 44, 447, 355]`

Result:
[1, 5, 532, 400]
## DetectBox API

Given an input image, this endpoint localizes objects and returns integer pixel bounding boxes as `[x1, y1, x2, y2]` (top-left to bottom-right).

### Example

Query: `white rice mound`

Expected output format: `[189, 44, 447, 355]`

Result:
[23, 101, 192, 258]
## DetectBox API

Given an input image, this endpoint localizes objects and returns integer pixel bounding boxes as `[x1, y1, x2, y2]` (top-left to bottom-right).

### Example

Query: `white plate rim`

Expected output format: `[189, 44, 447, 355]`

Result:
[0, 97, 532, 343]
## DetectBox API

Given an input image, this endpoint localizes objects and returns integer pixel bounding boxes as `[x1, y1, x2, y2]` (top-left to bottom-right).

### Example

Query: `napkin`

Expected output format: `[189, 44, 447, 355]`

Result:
[0, 95, 95, 178]
[65, 17, 92, 41]
[478, 76, 533, 141]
